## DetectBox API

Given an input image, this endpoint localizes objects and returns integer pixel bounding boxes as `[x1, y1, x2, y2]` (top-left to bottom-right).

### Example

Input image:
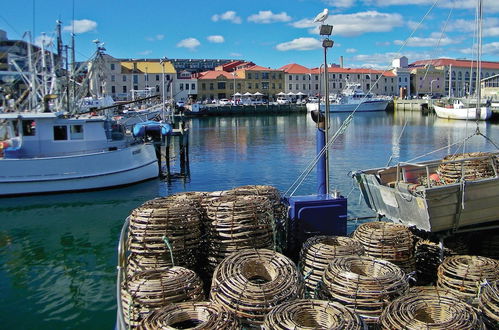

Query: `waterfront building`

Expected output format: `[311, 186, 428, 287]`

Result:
[196, 70, 243, 101]
[170, 58, 235, 73]
[411, 58, 499, 97]
[408, 64, 445, 97]
[481, 74, 499, 100]
[235, 65, 284, 101]
[311, 66, 397, 96]
[94, 55, 176, 101]
[279, 63, 314, 98]
[175, 70, 197, 103]
[392, 56, 411, 98]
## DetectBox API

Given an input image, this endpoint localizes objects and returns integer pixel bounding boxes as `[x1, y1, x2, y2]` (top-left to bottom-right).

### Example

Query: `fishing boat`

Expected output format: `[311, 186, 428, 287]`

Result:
[0, 111, 159, 196]
[353, 152, 499, 232]
[322, 83, 390, 112]
[433, 98, 492, 120]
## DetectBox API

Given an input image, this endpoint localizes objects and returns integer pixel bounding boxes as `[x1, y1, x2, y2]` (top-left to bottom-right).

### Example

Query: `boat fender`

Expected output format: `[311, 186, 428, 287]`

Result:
[429, 173, 440, 182]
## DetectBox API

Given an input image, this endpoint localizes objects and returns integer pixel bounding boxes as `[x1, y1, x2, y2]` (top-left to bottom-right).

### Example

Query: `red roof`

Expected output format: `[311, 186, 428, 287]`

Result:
[216, 60, 245, 72]
[197, 70, 242, 80]
[245, 64, 281, 72]
[279, 63, 311, 74]
[411, 58, 499, 70]
[310, 66, 395, 77]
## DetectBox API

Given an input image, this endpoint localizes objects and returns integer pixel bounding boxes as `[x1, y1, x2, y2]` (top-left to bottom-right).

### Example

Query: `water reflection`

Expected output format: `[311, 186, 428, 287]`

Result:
[1, 111, 498, 329]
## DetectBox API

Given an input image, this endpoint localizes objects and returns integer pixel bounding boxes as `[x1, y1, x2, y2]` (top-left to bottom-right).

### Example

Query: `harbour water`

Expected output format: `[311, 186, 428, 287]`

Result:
[1, 111, 498, 329]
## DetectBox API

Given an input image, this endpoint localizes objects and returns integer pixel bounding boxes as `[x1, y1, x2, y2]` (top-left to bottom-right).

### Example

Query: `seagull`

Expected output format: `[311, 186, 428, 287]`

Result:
[313, 8, 329, 23]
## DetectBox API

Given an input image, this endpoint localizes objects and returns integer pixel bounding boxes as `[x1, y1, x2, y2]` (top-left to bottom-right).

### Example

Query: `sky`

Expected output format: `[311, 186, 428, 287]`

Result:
[1, 0, 499, 70]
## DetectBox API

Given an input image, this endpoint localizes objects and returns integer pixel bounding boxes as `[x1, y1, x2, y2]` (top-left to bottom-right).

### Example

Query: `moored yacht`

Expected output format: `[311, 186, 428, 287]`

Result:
[324, 82, 390, 112]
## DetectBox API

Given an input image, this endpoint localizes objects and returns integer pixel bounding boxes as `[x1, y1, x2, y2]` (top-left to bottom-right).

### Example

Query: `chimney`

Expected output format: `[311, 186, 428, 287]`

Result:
[340, 56, 344, 68]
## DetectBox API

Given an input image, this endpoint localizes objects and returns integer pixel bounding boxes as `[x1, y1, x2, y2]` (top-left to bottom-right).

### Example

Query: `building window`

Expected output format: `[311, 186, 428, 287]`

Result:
[53, 125, 68, 141]
[278, 83, 282, 89]
[332, 82, 336, 89]
[217, 82, 226, 89]
[358, 74, 360, 79]
[209, 83, 214, 90]
[289, 84, 292, 90]
[123, 86, 127, 93]
[123, 76, 127, 82]
[237, 83, 241, 89]
[405, 77, 407, 82]
[186, 84, 189, 90]
[248, 83, 252, 89]
[339, 82, 342, 89]
[202, 83, 206, 90]
[255, 83, 259, 89]
[315, 76, 318, 80]
[339, 74, 342, 79]
[180, 83, 184, 91]
[111, 86, 116, 93]
[289, 75, 292, 80]
[166, 75, 170, 80]
[156, 85, 159, 92]
[248, 73, 252, 79]
[156, 74, 160, 81]
[134, 85, 138, 90]
[315, 84, 319, 90]
[302, 76, 306, 80]
[303, 84, 306, 89]
[70, 125, 84, 140]
[111, 75, 115, 82]
[255, 72, 259, 79]
[111, 63, 115, 70]
[191, 83, 195, 90]
[295, 84, 299, 90]
[272, 83, 275, 89]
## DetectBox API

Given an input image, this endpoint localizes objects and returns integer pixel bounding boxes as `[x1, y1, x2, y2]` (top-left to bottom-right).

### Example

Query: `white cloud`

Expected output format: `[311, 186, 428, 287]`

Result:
[322, 0, 357, 7]
[35, 34, 54, 47]
[207, 35, 225, 43]
[447, 18, 499, 37]
[363, 0, 499, 12]
[461, 42, 499, 55]
[276, 37, 322, 51]
[147, 34, 164, 41]
[346, 48, 357, 53]
[211, 11, 242, 24]
[248, 11, 292, 24]
[349, 51, 433, 68]
[291, 18, 316, 29]
[394, 33, 461, 47]
[407, 20, 424, 31]
[306, 11, 404, 37]
[177, 38, 200, 50]
[63, 19, 97, 34]
[230, 52, 243, 57]
[138, 50, 152, 55]
[376, 41, 392, 46]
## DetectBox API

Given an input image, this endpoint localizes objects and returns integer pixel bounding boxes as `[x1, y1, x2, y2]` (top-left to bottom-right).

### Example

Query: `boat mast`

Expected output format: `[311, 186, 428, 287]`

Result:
[448, 63, 452, 98]
[476, 0, 483, 111]
[26, 31, 36, 112]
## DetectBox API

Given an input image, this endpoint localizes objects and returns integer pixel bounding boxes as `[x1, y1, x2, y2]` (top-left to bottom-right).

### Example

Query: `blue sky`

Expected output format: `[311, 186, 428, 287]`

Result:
[2, 0, 499, 69]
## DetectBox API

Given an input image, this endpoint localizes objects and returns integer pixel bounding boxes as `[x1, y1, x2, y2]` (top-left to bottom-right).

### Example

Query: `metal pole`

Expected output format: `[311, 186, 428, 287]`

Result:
[323, 45, 330, 195]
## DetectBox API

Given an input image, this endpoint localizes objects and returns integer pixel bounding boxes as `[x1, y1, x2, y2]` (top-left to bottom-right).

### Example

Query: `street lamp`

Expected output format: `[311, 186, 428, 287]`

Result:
[430, 79, 437, 96]
[159, 57, 167, 115]
[318, 24, 334, 196]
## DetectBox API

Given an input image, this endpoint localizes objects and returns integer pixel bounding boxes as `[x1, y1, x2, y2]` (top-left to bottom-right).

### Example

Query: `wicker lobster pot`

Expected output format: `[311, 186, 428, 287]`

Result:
[318, 255, 409, 325]
[415, 239, 462, 285]
[204, 195, 274, 273]
[138, 301, 241, 330]
[479, 280, 499, 328]
[380, 287, 485, 329]
[437, 255, 499, 304]
[121, 267, 204, 328]
[437, 152, 496, 184]
[262, 299, 362, 330]
[210, 248, 303, 327]
[300, 235, 364, 292]
[127, 198, 201, 272]
[229, 185, 283, 216]
[352, 221, 416, 273]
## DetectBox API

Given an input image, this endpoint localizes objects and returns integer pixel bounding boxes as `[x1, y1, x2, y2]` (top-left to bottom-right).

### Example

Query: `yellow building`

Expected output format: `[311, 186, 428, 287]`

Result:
[197, 71, 242, 101]
[234, 65, 284, 100]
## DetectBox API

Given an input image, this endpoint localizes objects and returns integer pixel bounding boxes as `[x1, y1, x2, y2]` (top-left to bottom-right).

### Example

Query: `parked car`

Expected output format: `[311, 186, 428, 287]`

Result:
[276, 97, 290, 105]
[219, 99, 231, 106]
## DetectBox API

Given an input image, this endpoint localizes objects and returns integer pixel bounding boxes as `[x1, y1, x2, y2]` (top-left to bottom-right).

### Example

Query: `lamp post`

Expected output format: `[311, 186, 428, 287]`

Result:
[430, 79, 437, 96]
[232, 72, 237, 104]
[159, 57, 167, 116]
[319, 24, 334, 196]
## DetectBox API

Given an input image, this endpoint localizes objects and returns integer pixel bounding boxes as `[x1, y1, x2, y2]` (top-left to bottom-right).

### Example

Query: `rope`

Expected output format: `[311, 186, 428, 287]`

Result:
[162, 235, 175, 267]
[386, 120, 408, 167]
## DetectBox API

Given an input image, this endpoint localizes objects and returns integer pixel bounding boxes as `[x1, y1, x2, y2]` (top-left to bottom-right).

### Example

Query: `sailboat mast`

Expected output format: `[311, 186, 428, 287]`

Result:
[448, 64, 452, 98]
[476, 0, 483, 108]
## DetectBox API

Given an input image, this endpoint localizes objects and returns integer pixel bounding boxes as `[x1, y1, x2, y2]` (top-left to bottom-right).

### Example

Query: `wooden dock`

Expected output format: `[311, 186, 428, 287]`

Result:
[394, 99, 430, 111]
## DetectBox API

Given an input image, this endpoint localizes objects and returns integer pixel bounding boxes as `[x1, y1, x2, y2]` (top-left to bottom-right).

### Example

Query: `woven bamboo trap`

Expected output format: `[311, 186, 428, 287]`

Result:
[352, 221, 416, 273]
[229, 185, 283, 215]
[121, 267, 204, 328]
[437, 255, 499, 304]
[262, 299, 362, 330]
[318, 255, 409, 324]
[138, 301, 241, 330]
[127, 198, 201, 270]
[210, 248, 303, 327]
[204, 195, 274, 273]
[478, 280, 499, 327]
[436, 152, 497, 184]
[380, 287, 485, 329]
[300, 235, 364, 292]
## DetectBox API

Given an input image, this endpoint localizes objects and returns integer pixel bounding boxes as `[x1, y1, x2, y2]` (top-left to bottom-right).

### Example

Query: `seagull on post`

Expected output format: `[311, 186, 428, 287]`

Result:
[313, 8, 329, 23]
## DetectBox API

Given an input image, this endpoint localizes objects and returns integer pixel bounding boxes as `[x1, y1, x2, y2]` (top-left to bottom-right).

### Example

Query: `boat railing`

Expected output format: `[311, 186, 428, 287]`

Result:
[392, 152, 499, 189]
[115, 216, 129, 330]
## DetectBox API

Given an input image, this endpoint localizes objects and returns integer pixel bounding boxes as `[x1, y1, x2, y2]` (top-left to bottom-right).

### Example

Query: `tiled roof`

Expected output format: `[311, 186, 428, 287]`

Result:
[279, 63, 311, 74]
[197, 70, 242, 79]
[411, 58, 499, 70]
[121, 61, 176, 74]
[245, 65, 281, 71]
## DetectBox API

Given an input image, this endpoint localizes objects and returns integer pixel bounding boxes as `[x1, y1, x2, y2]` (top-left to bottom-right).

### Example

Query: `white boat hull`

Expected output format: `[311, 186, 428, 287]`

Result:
[320, 100, 389, 112]
[434, 104, 491, 120]
[0, 143, 159, 196]
[306, 103, 319, 112]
